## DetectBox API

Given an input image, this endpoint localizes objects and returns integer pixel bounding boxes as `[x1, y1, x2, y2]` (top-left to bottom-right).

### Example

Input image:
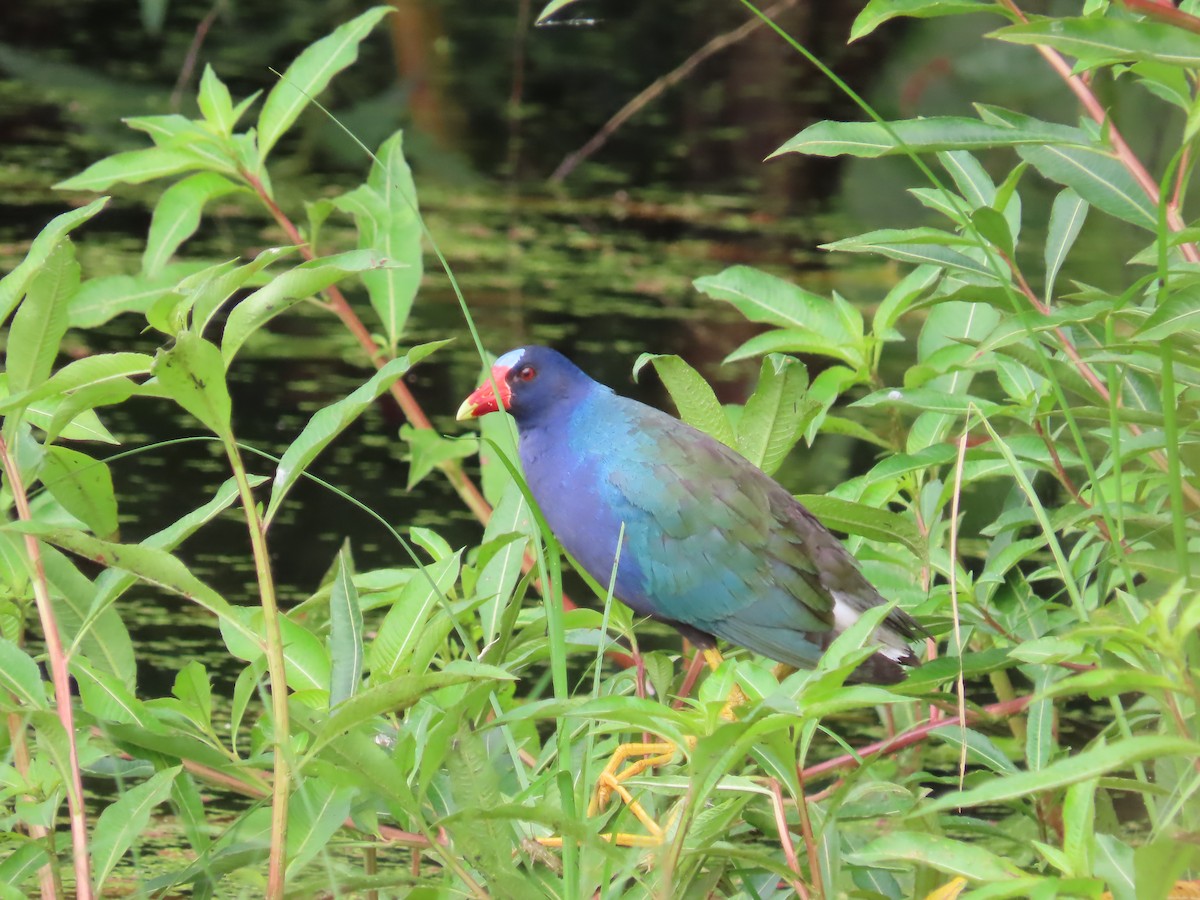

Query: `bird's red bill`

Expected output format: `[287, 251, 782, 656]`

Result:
[456, 365, 512, 420]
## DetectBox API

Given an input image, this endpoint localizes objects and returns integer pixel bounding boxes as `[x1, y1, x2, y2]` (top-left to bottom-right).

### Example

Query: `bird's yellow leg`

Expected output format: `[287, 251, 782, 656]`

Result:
[535, 648, 756, 852]
[702, 647, 749, 720]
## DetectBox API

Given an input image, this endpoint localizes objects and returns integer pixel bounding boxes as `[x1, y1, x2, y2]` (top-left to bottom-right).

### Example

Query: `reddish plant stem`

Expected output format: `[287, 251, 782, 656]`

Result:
[7, 710, 57, 896]
[0, 437, 93, 899]
[794, 765, 823, 899]
[1118, 0, 1200, 35]
[998, 0, 1199, 262]
[769, 778, 810, 899]
[800, 695, 1033, 782]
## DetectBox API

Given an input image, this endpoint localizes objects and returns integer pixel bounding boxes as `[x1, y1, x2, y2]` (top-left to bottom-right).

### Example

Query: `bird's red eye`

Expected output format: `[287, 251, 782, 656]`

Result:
[518, 366, 537, 382]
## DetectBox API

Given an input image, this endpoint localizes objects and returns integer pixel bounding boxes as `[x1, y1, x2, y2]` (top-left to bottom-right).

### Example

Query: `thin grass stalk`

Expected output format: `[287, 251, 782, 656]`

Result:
[948, 414, 974, 788]
[0, 436, 93, 899]
[220, 439, 291, 897]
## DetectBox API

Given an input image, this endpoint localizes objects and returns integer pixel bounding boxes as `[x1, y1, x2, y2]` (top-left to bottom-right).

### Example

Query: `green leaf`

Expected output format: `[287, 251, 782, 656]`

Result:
[736, 354, 808, 475]
[0, 352, 153, 416]
[400, 425, 478, 491]
[0, 197, 107, 322]
[69, 265, 204, 329]
[143, 173, 239, 276]
[474, 483, 532, 645]
[220, 607, 329, 693]
[723, 327, 863, 368]
[265, 340, 449, 523]
[43, 547, 137, 687]
[220, 250, 389, 364]
[851, 0, 999, 41]
[695, 265, 863, 365]
[930, 725, 1018, 774]
[992, 17, 1200, 68]
[71, 659, 156, 727]
[824, 228, 1002, 281]
[1025, 669, 1056, 771]
[40, 446, 120, 539]
[168, 246, 298, 337]
[90, 766, 180, 894]
[327, 549, 362, 709]
[7, 522, 254, 643]
[197, 64, 236, 135]
[315, 663, 511, 750]
[850, 832, 1021, 882]
[773, 115, 1082, 159]
[172, 660, 213, 729]
[152, 332, 232, 439]
[0, 638, 46, 710]
[1043, 189, 1087, 303]
[54, 146, 204, 192]
[332, 131, 423, 351]
[1136, 285, 1200, 341]
[6, 239, 78, 395]
[286, 777, 355, 877]
[794, 494, 926, 559]
[855, 386, 1000, 416]
[919, 737, 1200, 814]
[257, 6, 392, 159]
[632, 353, 737, 449]
[369, 553, 462, 679]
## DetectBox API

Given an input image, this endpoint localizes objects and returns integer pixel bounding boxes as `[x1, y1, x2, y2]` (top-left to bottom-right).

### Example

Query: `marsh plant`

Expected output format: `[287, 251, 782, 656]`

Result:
[0, 1, 1197, 897]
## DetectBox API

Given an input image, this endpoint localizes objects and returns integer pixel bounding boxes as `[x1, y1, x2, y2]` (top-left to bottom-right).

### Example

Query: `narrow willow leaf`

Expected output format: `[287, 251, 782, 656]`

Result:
[71, 659, 157, 728]
[221, 607, 329, 692]
[197, 64, 235, 135]
[177, 246, 298, 338]
[535, 0, 589, 24]
[0, 638, 46, 709]
[1025, 668, 1056, 771]
[328, 548, 363, 709]
[941, 150, 995, 208]
[633, 353, 737, 449]
[143, 172, 239, 276]
[737, 354, 808, 475]
[220, 250, 388, 364]
[1062, 778, 1096, 876]
[54, 146, 203, 192]
[930, 725, 1018, 774]
[1135, 285, 1200, 341]
[0, 352, 152, 416]
[0, 842, 48, 889]
[723, 327, 862, 368]
[851, 832, 1021, 881]
[286, 778, 355, 877]
[1043, 189, 1087, 302]
[172, 661, 213, 729]
[266, 340, 449, 523]
[475, 483, 532, 646]
[87, 476, 254, 622]
[257, 6, 392, 159]
[851, 0, 998, 41]
[332, 131, 423, 350]
[1093, 834, 1136, 900]
[772, 115, 1082, 159]
[69, 264, 205, 329]
[795, 495, 925, 559]
[6, 238, 78, 395]
[7, 522, 254, 642]
[40, 446, 120, 539]
[855, 387, 1000, 416]
[694, 265, 862, 353]
[919, 737, 1200, 814]
[369, 553, 462, 679]
[0, 197, 107, 322]
[993, 17, 1200, 68]
[90, 766, 180, 894]
[315, 664, 511, 750]
[1015, 142, 1156, 231]
[42, 546, 137, 687]
[153, 332, 232, 439]
[824, 228, 1001, 280]
[401, 425, 479, 491]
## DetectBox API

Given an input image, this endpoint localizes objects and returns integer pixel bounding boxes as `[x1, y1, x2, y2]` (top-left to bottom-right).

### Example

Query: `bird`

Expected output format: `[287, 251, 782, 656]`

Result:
[457, 346, 922, 685]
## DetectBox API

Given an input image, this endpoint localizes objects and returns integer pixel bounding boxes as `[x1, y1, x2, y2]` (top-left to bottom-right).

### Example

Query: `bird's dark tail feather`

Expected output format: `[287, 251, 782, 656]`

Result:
[850, 647, 920, 685]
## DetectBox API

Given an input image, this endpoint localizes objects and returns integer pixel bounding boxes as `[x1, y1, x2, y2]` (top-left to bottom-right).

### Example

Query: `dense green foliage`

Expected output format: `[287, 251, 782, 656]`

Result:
[0, 1, 1197, 897]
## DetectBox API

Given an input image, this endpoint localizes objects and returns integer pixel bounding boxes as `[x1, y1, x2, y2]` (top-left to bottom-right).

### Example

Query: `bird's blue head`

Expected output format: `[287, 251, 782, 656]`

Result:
[456, 346, 600, 428]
